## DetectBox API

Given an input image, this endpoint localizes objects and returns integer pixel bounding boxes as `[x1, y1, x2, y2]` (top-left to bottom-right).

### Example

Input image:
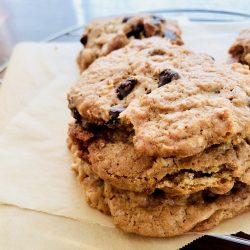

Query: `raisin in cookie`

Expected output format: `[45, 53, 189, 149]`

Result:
[229, 29, 250, 66]
[70, 143, 250, 237]
[77, 14, 183, 71]
[68, 37, 250, 158]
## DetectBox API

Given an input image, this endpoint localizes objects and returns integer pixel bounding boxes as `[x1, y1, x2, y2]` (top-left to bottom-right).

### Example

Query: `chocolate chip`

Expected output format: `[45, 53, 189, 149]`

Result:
[71, 108, 82, 123]
[126, 24, 144, 39]
[80, 35, 88, 46]
[158, 69, 180, 87]
[164, 31, 177, 41]
[108, 106, 125, 126]
[122, 16, 131, 23]
[116, 78, 138, 100]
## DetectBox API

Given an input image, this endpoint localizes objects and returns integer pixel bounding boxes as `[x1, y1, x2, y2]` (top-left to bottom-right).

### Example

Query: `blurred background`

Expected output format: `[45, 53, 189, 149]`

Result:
[1, 0, 250, 73]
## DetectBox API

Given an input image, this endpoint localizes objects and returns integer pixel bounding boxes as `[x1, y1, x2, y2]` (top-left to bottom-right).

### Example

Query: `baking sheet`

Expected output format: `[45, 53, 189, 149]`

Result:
[0, 20, 250, 249]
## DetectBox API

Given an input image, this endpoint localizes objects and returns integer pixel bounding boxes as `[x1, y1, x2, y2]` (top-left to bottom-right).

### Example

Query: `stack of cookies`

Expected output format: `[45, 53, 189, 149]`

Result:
[67, 14, 250, 237]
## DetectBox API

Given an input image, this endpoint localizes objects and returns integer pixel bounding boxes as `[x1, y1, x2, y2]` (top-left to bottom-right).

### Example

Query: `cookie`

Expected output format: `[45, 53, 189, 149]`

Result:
[229, 29, 250, 66]
[70, 143, 250, 237]
[68, 35, 250, 237]
[68, 123, 250, 195]
[77, 14, 183, 71]
[68, 37, 250, 158]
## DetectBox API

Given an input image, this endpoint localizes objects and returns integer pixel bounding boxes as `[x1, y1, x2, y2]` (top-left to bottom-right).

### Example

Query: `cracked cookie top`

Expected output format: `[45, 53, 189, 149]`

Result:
[68, 37, 250, 158]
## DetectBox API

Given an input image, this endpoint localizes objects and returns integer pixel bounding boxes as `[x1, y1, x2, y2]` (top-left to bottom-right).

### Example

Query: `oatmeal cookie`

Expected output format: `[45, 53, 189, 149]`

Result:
[77, 14, 183, 71]
[69, 37, 250, 158]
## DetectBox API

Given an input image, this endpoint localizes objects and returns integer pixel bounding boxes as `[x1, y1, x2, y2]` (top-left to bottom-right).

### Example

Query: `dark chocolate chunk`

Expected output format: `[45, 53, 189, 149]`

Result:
[126, 24, 144, 39]
[80, 35, 88, 46]
[164, 30, 177, 41]
[108, 106, 125, 126]
[116, 78, 138, 100]
[158, 69, 180, 87]
[122, 16, 131, 23]
[71, 108, 82, 123]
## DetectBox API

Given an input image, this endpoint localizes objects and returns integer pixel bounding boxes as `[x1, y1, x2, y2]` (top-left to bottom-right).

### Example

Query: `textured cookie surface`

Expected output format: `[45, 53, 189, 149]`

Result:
[229, 29, 250, 66]
[68, 37, 250, 158]
[68, 34, 250, 237]
[70, 144, 250, 237]
[77, 14, 183, 71]
[68, 123, 250, 195]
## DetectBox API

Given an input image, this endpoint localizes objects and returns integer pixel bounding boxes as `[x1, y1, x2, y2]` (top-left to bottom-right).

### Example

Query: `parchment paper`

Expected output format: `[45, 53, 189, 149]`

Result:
[0, 20, 250, 249]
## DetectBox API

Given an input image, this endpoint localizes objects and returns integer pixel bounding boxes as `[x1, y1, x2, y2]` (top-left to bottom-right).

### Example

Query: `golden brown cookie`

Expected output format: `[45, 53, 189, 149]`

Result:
[68, 36, 250, 237]
[69, 37, 250, 158]
[77, 14, 183, 71]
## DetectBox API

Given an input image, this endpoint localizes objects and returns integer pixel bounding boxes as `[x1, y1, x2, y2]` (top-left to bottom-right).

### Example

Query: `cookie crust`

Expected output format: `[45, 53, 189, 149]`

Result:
[69, 37, 250, 158]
